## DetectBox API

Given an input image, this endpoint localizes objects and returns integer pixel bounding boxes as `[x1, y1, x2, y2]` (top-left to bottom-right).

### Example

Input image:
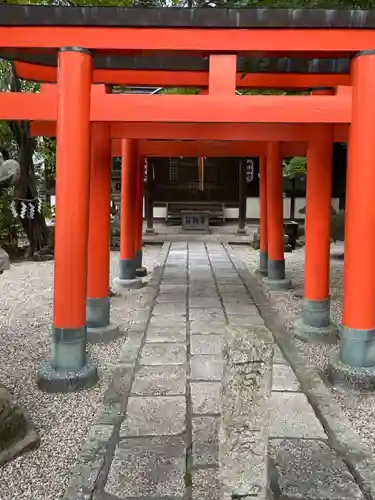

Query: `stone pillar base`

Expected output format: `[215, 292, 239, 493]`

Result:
[263, 277, 291, 291]
[37, 358, 98, 393]
[113, 276, 143, 289]
[236, 228, 247, 235]
[119, 258, 136, 280]
[145, 228, 155, 234]
[328, 357, 375, 391]
[256, 250, 268, 276]
[293, 318, 338, 344]
[87, 323, 121, 344]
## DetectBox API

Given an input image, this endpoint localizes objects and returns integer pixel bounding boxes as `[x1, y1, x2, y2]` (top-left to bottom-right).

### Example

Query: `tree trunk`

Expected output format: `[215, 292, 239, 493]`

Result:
[7, 63, 50, 257]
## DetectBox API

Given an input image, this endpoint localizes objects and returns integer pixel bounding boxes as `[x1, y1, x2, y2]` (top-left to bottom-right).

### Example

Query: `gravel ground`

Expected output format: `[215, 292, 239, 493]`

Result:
[0, 245, 162, 500]
[232, 242, 375, 457]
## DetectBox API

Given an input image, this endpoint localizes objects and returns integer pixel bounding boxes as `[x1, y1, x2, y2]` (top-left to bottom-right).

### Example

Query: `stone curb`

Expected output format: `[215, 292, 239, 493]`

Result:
[61, 242, 171, 500]
[224, 244, 375, 500]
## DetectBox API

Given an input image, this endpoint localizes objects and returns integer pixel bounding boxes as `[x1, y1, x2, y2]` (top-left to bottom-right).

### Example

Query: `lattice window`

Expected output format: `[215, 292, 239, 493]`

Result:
[168, 158, 178, 182]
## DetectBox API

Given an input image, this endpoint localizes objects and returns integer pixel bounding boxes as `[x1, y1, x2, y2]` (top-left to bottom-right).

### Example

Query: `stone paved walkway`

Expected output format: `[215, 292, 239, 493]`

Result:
[63, 242, 365, 500]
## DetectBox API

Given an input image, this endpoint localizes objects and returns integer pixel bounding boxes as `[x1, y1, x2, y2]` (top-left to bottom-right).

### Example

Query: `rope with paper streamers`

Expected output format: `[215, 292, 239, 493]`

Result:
[11, 197, 43, 220]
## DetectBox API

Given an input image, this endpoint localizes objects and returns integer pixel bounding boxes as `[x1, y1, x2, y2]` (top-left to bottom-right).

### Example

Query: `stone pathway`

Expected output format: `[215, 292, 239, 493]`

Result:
[63, 242, 365, 500]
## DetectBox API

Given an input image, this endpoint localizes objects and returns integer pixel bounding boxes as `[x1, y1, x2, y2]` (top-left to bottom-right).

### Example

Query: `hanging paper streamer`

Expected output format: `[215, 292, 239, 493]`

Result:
[11, 197, 43, 220]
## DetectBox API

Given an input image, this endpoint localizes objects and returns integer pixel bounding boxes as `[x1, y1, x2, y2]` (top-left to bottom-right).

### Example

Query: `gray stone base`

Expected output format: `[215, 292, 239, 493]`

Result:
[37, 358, 99, 393]
[293, 318, 338, 344]
[236, 228, 247, 235]
[136, 266, 148, 278]
[113, 276, 143, 289]
[263, 277, 292, 291]
[87, 323, 121, 344]
[119, 258, 136, 280]
[328, 357, 375, 391]
[145, 228, 156, 234]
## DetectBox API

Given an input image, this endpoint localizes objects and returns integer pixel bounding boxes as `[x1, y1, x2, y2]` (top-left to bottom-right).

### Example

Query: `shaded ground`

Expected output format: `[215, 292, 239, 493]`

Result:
[0, 246, 161, 500]
[232, 242, 375, 458]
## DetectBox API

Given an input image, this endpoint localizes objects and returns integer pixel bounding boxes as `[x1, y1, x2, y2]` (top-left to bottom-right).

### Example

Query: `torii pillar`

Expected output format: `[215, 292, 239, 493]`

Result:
[114, 139, 142, 289]
[257, 155, 268, 275]
[86, 123, 120, 342]
[264, 142, 291, 290]
[37, 47, 98, 392]
[329, 51, 375, 389]
[294, 121, 338, 343]
[134, 154, 147, 277]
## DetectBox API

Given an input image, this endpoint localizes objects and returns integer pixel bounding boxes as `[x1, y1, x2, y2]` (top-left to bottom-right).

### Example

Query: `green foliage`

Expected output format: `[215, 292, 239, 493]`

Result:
[0, 190, 20, 249]
[283, 156, 307, 179]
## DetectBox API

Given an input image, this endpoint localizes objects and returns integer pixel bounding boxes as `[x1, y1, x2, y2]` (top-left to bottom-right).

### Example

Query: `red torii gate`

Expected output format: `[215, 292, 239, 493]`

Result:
[0, 5, 374, 393]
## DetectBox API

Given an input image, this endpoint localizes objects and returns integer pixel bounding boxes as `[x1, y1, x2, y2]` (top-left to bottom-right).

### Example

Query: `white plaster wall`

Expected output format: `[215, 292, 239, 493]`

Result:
[129, 196, 340, 221]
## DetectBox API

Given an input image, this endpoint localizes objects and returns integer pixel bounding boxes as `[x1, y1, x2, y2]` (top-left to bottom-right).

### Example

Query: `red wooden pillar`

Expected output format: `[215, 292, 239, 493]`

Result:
[265, 142, 290, 290]
[329, 51, 375, 389]
[86, 123, 119, 342]
[258, 155, 268, 275]
[294, 123, 338, 343]
[134, 155, 147, 277]
[38, 47, 98, 393]
[114, 139, 142, 288]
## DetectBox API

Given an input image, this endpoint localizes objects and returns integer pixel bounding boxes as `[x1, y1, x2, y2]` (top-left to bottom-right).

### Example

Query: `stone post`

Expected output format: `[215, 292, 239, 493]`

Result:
[220, 325, 273, 500]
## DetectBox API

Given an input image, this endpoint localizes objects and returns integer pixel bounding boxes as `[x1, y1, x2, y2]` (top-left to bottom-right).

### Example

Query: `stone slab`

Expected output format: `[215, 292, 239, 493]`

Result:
[140, 343, 187, 366]
[191, 382, 221, 415]
[192, 468, 220, 500]
[224, 303, 259, 315]
[190, 297, 222, 308]
[190, 355, 224, 381]
[190, 322, 227, 335]
[227, 314, 264, 326]
[272, 364, 300, 392]
[273, 344, 288, 365]
[120, 396, 186, 436]
[269, 392, 326, 439]
[105, 436, 186, 498]
[149, 316, 186, 328]
[153, 302, 186, 317]
[221, 293, 250, 303]
[132, 365, 186, 396]
[192, 416, 219, 466]
[191, 334, 223, 355]
[146, 326, 186, 343]
[189, 308, 225, 323]
[157, 292, 187, 303]
[189, 288, 219, 299]
[269, 438, 364, 500]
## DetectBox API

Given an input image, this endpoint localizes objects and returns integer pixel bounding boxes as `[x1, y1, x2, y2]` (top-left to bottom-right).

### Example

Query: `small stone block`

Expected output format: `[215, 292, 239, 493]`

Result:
[191, 334, 223, 355]
[132, 365, 186, 396]
[146, 326, 186, 343]
[192, 468, 220, 500]
[105, 436, 186, 498]
[190, 355, 224, 381]
[269, 392, 326, 439]
[140, 343, 187, 365]
[272, 365, 300, 392]
[192, 416, 219, 466]
[269, 438, 364, 500]
[120, 396, 186, 436]
[37, 359, 98, 393]
[191, 382, 221, 414]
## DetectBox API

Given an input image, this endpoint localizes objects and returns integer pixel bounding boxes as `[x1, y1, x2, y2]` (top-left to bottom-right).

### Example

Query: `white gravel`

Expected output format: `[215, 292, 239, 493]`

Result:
[0, 246, 162, 500]
[232, 242, 375, 457]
